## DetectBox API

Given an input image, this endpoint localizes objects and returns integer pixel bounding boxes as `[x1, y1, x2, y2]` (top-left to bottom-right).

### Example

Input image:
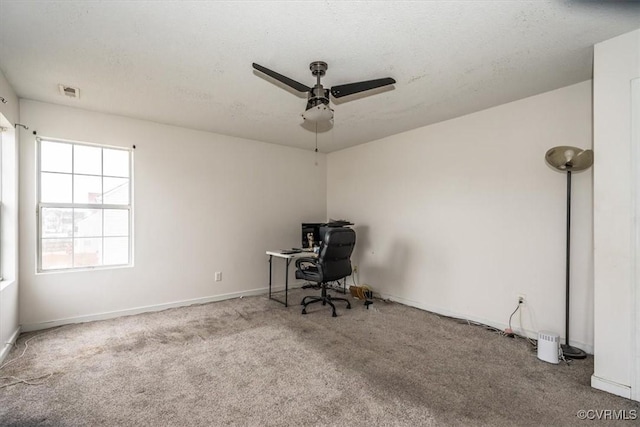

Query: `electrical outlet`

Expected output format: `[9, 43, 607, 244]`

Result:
[353, 265, 358, 273]
[215, 272, 222, 282]
[518, 294, 526, 304]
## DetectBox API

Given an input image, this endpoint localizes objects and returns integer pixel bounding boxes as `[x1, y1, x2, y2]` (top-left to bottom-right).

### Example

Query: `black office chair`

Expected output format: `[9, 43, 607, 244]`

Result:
[295, 227, 356, 317]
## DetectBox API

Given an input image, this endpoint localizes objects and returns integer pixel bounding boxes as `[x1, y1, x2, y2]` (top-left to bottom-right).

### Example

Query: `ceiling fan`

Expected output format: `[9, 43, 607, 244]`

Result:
[252, 61, 396, 123]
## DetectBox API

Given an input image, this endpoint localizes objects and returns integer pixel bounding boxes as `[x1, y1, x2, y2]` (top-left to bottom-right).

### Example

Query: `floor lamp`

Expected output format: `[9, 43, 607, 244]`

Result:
[545, 146, 593, 359]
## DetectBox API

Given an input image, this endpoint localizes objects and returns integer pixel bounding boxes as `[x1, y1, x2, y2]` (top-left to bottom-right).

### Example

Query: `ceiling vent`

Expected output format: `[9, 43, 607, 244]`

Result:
[58, 84, 80, 99]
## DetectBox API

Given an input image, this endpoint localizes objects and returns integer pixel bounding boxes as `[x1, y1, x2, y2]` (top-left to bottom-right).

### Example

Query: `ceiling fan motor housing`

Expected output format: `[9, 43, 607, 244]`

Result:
[307, 87, 330, 110]
[306, 61, 330, 110]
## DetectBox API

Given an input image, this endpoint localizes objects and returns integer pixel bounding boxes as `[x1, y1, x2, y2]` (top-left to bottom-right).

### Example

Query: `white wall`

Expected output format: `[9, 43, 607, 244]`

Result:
[328, 81, 593, 351]
[19, 100, 326, 329]
[0, 67, 20, 363]
[592, 29, 640, 401]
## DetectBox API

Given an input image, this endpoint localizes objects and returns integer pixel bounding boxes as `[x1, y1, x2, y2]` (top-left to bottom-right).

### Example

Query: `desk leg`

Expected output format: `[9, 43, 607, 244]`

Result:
[268, 255, 290, 307]
[268, 255, 273, 300]
[285, 258, 290, 307]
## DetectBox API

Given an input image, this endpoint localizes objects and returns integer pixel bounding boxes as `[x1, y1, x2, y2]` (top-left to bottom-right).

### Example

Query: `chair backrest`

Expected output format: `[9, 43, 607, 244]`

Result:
[317, 227, 356, 281]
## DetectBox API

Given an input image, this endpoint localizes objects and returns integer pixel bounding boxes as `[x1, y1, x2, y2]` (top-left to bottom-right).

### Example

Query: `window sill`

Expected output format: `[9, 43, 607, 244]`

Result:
[36, 263, 134, 275]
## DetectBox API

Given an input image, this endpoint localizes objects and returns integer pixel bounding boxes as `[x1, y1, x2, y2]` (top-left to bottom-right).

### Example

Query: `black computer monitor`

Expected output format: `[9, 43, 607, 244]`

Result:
[301, 223, 322, 249]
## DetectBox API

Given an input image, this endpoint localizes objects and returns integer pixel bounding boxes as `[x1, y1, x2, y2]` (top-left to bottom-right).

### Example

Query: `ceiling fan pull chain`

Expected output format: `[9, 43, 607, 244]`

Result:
[314, 123, 319, 166]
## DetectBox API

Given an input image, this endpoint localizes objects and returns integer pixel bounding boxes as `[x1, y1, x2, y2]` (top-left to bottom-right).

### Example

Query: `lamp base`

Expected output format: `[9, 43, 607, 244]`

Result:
[561, 344, 587, 359]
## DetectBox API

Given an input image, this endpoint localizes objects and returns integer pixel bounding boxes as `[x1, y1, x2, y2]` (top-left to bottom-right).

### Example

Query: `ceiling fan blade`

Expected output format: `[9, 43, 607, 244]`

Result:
[252, 63, 311, 93]
[330, 77, 396, 98]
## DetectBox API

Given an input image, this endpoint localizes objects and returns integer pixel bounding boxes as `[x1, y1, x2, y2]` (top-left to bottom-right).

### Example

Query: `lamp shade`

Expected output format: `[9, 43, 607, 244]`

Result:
[545, 146, 593, 172]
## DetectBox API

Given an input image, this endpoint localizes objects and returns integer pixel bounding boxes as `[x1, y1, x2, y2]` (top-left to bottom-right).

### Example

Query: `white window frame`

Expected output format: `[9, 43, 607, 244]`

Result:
[36, 137, 133, 273]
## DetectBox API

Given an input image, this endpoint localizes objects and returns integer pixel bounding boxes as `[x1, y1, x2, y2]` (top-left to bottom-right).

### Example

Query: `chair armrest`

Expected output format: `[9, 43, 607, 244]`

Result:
[295, 257, 317, 270]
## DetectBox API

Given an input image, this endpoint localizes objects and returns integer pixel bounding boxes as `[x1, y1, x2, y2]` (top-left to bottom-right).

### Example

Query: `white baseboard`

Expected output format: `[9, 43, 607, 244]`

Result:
[0, 326, 21, 365]
[21, 283, 303, 332]
[591, 375, 632, 400]
[378, 292, 594, 354]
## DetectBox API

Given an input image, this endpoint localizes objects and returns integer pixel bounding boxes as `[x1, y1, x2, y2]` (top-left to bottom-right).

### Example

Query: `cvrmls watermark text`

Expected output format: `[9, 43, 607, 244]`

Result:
[577, 409, 637, 421]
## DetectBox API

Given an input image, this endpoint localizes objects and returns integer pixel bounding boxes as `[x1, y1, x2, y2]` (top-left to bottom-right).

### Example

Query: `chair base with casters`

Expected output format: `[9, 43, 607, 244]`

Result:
[301, 284, 351, 317]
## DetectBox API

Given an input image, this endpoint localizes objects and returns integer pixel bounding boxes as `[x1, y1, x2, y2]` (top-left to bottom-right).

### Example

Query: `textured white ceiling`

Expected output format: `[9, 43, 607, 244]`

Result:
[0, 1, 639, 152]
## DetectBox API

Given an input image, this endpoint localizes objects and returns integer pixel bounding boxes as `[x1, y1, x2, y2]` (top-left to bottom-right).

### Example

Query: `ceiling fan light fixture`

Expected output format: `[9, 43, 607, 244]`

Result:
[301, 104, 334, 123]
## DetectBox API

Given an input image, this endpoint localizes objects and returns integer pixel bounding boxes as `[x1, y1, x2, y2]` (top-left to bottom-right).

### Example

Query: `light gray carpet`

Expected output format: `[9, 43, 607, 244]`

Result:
[1, 289, 638, 426]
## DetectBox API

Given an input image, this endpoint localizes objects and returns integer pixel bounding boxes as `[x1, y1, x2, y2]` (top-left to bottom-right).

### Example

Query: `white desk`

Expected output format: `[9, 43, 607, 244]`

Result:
[266, 250, 316, 307]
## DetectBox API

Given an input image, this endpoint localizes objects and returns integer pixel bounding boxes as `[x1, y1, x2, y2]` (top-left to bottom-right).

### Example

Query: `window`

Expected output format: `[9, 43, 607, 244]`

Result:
[37, 138, 132, 272]
[0, 123, 18, 284]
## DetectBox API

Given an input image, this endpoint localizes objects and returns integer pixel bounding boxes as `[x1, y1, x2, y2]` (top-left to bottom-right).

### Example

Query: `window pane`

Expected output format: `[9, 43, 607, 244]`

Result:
[74, 175, 102, 204]
[104, 209, 129, 236]
[41, 173, 72, 203]
[74, 209, 102, 237]
[41, 239, 73, 270]
[103, 178, 129, 204]
[74, 145, 102, 175]
[41, 208, 73, 238]
[103, 148, 129, 177]
[74, 238, 102, 268]
[41, 141, 72, 173]
[104, 237, 128, 265]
